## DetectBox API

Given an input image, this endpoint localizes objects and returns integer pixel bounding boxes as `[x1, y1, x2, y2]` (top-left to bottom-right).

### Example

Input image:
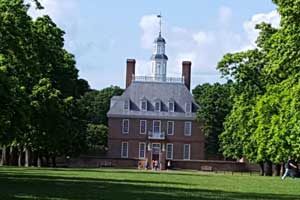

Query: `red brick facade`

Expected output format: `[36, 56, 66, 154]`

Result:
[107, 118, 205, 169]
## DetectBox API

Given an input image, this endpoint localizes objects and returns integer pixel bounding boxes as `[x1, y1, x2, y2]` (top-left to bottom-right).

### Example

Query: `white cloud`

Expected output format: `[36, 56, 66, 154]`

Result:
[137, 8, 281, 88]
[193, 31, 215, 46]
[139, 15, 160, 49]
[243, 10, 280, 48]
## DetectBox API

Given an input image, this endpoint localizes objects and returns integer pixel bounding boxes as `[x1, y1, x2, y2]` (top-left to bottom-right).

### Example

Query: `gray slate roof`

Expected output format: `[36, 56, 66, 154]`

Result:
[107, 81, 199, 120]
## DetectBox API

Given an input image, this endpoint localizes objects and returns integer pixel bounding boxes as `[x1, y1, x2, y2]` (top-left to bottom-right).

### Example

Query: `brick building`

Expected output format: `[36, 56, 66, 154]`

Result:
[107, 19, 204, 169]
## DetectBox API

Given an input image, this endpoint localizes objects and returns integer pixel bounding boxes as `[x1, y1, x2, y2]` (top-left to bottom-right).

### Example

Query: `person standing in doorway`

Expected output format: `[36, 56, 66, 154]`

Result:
[282, 156, 298, 180]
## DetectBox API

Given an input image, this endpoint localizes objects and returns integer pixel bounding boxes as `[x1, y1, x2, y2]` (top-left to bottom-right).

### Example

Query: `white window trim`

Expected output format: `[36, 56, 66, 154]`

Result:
[140, 120, 147, 135]
[167, 121, 174, 135]
[122, 119, 129, 134]
[121, 142, 128, 158]
[153, 120, 161, 133]
[139, 142, 146, 159]
[168, 101, 175, 112]
[154, 101, 161, 112]
[166, 143, 173, 160]
[184, 121, 192, 136]
[185, 103, 191, 113]
[183, 144, 190, 160]
[140, 100, 147, 111]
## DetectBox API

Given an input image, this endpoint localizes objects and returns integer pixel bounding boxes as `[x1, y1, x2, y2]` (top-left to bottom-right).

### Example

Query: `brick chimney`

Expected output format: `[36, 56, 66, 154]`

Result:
[126, 59, 136, 88]
[182, 61, 191, 90]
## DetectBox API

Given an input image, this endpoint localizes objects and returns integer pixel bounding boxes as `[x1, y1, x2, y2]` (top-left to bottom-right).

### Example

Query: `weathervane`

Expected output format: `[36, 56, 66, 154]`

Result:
[157, 13, 162, 35]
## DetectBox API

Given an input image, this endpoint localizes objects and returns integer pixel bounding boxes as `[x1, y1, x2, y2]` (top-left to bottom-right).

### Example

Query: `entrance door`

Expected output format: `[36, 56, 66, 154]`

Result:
[152, 143, 161, 169]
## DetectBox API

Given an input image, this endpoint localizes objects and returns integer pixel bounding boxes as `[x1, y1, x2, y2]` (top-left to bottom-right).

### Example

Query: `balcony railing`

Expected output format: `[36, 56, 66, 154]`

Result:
[133, 75, 184, 83]
[148, 131, 165, 140]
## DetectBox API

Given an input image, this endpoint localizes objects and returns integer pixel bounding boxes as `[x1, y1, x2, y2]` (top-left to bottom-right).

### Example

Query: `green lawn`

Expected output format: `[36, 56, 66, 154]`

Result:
[0, 167, 299, 200]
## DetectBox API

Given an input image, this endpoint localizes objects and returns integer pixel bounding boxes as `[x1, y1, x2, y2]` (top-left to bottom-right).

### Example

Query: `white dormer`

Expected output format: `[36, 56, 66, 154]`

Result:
[140, 97, 147, 111]
[185, 102, 191, 113]
[124, 99, 130, 111]
[154, 99, 161, 112]
[168, 99, 175, 112]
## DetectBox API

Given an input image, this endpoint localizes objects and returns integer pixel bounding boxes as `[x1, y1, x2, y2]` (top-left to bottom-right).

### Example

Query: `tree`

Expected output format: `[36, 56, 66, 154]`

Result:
[193, 82, 233, 158]
[0, 0, 90, 167]
[86, 124, 108, 151]
[79, 86, 124, 125]
[218, 0, 300, 176]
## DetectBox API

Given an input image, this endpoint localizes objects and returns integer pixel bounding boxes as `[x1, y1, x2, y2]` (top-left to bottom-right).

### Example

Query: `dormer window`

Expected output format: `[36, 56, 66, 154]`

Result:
[154, 101, 161, 112]
[168, 101, 174, 112]
[140, 100, 147, 111]
[185, 103, 191, 113]
[124, 99, 130, 111]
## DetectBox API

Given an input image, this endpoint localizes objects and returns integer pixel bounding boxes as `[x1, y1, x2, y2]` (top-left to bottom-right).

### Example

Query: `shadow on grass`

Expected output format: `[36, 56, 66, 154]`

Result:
[0, 171, 299, 200]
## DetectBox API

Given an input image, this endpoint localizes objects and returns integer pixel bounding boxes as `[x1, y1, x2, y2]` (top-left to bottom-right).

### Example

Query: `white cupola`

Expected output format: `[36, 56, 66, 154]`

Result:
[151, 15, 168, 81]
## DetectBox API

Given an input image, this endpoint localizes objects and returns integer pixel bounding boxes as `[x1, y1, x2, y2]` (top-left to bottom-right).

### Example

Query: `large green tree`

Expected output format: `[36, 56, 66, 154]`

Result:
[218, 0, 300, 176]
[0, 0, 90, 166]
[78, 86, 124, 152]
[193, 82, 233, 158]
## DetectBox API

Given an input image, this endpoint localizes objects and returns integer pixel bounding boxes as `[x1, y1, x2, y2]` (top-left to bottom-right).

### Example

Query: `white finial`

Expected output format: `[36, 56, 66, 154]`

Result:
[157, 13, 162, 35]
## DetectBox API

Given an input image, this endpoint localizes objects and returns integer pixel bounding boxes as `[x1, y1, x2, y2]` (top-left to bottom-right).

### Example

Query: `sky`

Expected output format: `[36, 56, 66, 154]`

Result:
[27, 0, 280, 90]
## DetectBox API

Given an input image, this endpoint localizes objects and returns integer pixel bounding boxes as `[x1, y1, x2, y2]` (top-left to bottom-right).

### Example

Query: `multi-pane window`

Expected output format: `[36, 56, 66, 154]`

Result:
[167, 121, 174, 135]
[183, 144, 190, 160]
[154, 101, 161, 112]
[141, 100, 147, 111]
[153, 120, 161, 133]
[184, 121, 192, 136]
[185, 103, 191, 113]
[122, 119, 129, 134]
[121, 142, 128, 158]
[139, 143, 146, 158]
[124, 100, 130, 111]
[140, 120, 147, 134]
[166, 143, 173, 160]
[169, 101, 174, 112]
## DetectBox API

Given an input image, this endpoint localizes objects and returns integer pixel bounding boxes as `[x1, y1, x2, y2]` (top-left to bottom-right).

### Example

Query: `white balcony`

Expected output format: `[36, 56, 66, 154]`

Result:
[148, 131, 165, 140]
[133, 75, 184, 83]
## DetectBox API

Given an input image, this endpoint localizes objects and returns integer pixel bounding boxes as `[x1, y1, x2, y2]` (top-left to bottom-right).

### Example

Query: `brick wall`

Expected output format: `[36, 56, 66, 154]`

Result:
[68, 156, 260, 172]
[107, 118, 205, 160]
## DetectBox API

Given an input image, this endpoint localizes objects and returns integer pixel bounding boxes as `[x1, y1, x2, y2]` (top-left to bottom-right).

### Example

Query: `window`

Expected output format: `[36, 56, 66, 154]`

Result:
[139, 143, 146, 158]
[153, 120, 161, 133]
[169, 101, 174, 112]
[166, 144, 173, 160]
[184, 121, 192, 136]
[183, 144, 190, 160]
[122, 119, 129, 134]
[167, 121, 174, 135]
[140, 120, 147, 134]
[185, 103, 191, 113]
[141, 100, 147, 111]
[124, 100, 130, 111]
[154, 101, 161, 112]
[121, 142, 128, 158]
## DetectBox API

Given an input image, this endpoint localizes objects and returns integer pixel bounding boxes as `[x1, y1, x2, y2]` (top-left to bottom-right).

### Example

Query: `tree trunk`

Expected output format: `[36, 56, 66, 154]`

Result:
[9, 146, 13, 166]
[259, 162, 264, 176]
[265, 161, 273, 176]
[274, 164, 281, 176]
[24, 148, 29, 167]
[37, 155, 41, 167]
[51, 156, 56, 168]
[0, 146, 7, 166]
[18, 148, 22, 167]
[45, 155, 50, 167]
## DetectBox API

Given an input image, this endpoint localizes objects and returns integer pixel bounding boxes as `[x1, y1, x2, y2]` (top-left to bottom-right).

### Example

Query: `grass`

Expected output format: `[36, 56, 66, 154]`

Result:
[0, 167, 300, 200]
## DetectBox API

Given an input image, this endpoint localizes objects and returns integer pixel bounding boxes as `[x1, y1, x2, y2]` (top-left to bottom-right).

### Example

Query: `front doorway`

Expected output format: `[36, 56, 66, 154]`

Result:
[151, 143, 161, 169]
